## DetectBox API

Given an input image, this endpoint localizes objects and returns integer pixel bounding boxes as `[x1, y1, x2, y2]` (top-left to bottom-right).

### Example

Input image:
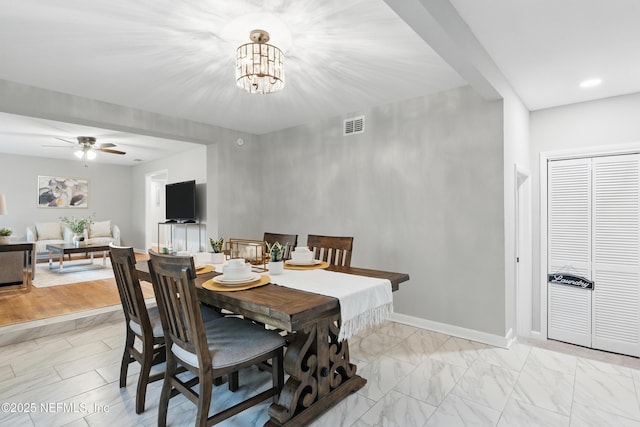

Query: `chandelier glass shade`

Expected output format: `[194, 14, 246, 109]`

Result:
[236, 29, 284, 94]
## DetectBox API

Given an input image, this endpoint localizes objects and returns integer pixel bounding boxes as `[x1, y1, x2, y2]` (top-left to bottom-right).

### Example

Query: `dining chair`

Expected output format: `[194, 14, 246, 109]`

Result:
[109, 245, 223, 414]
[263, 232, 298, 260]
[109, 244, 166, 414]
[306, 234, 354, 267]
[147, 251, 285, 427]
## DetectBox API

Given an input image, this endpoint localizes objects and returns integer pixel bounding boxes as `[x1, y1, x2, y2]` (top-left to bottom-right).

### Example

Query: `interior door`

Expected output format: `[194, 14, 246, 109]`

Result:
[591, 154, 640, 356]
[547, 158, 592, 347]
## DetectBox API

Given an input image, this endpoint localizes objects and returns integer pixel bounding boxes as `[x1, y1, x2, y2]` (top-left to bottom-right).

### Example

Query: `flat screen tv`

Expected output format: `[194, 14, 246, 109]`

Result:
[165, 180, 197, 222]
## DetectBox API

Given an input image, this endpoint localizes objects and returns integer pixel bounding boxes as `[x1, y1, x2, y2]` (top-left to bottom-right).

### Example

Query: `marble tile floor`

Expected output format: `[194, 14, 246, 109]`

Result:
[2, 319, 640, 427]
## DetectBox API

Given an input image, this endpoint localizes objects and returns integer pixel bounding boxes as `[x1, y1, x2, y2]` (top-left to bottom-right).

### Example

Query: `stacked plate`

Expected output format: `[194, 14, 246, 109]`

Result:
[285, 259, 322, 266]
[212, 272, 261, 287]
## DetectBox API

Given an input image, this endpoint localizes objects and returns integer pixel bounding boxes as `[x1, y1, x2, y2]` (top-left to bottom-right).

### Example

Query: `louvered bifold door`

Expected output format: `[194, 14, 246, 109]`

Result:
[547, 158, 592, 347]
[591, 154, 640, 356]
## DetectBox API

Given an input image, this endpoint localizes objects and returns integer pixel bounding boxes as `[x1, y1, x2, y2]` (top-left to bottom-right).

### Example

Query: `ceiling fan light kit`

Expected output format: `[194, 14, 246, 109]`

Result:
[47, 135, 126, 166]
[236, 29, 285, 94]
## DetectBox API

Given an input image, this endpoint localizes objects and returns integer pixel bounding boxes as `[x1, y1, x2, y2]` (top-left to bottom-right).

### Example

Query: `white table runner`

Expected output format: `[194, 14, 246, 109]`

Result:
[271, 269, 393, 341]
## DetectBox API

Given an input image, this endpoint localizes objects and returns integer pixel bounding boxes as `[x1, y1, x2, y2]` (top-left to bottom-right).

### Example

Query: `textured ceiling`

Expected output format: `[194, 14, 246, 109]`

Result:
[1, 0, 639, 165]
[0, 0, 464, 135]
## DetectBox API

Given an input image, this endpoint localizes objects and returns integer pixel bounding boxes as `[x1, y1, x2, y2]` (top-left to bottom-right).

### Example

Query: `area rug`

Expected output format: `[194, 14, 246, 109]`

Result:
[32, 258, 115, 288]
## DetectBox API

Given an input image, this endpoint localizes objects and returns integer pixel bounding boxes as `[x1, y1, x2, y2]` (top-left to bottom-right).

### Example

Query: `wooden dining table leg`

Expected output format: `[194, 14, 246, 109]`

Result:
[266, 314, 366, 426]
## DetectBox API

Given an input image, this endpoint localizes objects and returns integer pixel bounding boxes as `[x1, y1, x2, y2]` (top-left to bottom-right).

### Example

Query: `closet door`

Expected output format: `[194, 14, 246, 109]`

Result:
[547, 158, 592, 347]
[592, 154, 640, 356]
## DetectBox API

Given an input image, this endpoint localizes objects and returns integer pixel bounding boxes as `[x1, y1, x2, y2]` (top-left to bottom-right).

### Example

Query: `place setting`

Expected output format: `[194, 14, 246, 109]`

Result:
[284, 246, 330, 270]
[202, 258, 270, 291]
[187, 251, 215, 275]
[194, 263, 215, 275]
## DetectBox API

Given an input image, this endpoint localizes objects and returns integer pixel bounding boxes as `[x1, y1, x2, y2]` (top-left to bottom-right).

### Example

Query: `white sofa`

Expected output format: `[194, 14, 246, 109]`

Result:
[26, 222, 74, 257]
[26, 220, 121, 258]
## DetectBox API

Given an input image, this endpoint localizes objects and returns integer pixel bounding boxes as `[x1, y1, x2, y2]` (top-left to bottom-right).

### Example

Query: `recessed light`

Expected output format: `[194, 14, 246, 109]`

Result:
[579, 78, 602, 89]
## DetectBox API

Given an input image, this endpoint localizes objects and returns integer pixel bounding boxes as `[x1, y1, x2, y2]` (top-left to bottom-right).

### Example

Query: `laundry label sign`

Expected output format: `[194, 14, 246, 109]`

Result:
[548, 273, 594, 290]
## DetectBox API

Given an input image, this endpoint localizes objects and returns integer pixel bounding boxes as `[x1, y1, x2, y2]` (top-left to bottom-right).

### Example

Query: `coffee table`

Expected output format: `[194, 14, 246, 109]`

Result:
[46, 243, 111, 272]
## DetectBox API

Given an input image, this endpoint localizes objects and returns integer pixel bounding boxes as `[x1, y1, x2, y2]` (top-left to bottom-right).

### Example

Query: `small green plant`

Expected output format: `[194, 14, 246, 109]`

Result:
[266, 241, 287, 262]
[0, 227, 12, 236]
[60, 213, 95, 233]
[209, 237, 224, 253]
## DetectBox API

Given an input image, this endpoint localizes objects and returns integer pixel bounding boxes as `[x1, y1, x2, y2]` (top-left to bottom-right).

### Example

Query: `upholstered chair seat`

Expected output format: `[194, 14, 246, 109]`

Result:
[171, 316, 284, 369]
[129, 304, 221, 339]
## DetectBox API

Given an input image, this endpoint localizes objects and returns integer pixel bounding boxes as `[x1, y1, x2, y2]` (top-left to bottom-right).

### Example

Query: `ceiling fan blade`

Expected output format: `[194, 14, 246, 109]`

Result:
[42, 144, 74, 148]
[98, 142, 116, 148]
[99, 148, 126, 155]
[55, 137, 75, 144]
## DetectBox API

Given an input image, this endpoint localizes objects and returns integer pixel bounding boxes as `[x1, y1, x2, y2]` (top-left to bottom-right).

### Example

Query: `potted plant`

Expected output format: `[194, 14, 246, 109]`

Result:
[266, 241, 287, 275]
[209, 237, 225, 264]
[60, 213, 95, 247]
[0, 227, 12, 244]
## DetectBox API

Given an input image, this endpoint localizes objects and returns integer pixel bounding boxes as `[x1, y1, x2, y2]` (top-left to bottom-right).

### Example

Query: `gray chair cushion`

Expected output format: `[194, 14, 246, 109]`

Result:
[129, 305, 164, 338]
[129, 303, 221, 339]
[172, 317, 284, 369]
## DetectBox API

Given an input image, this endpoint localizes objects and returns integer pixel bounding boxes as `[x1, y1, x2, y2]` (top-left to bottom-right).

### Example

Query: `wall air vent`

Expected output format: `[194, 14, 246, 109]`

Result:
[343, 115, 365, 136]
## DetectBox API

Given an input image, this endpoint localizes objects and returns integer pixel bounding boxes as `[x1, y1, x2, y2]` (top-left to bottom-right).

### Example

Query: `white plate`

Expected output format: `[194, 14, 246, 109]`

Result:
[212, 272, 261, 286]
[285, 259, 322, 266]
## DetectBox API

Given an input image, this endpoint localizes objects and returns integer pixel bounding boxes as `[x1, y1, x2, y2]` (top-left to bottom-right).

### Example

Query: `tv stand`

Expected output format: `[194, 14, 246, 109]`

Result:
[178, 220, 196, 224]
[158, 222, 206, 253]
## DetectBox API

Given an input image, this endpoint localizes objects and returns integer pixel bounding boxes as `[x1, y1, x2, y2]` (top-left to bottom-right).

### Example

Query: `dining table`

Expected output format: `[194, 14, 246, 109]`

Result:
[135, 261, 409, 427]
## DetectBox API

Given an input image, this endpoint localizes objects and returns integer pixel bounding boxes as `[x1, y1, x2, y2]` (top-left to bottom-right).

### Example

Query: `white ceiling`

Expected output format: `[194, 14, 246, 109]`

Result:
[0, 0, 639, 165]
[449, 0, 640, 110]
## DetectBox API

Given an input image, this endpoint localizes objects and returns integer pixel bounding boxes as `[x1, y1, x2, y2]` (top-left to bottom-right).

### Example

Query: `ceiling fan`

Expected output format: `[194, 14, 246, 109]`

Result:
[45, 136, 126, 165]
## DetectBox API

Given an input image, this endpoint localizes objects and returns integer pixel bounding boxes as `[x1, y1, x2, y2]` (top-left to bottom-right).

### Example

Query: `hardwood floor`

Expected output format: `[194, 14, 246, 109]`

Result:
[0, 253, 153, 327]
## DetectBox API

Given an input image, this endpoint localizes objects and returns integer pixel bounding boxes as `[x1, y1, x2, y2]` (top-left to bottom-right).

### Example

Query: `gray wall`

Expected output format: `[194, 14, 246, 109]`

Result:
[216, 85, 506, 336]
[0, 153, 132, 243]
[0, 83, 509, 338]
[130, 146, 208, 251]
[530, 91, 640, 332]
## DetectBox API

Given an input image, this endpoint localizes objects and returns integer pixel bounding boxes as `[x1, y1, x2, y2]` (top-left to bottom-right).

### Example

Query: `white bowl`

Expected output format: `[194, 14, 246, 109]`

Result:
[223, 261, 251, 280]
[291, 249, 313, 263]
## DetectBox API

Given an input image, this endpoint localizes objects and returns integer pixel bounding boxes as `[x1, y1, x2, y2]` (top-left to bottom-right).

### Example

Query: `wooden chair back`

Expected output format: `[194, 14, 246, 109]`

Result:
[109, 244, 166, 414]
[306, 234, 354, 267]
[109, 245, 151, 336]
[263, 232, 298, 260]
[147, 251, 211, 369]
[148, 251, 284, 426]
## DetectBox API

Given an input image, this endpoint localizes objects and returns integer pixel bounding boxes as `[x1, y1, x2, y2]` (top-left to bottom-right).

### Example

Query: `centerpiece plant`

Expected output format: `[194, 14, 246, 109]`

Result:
[60, 213, 95, 234]
[209, 237, 224, 253]
[209, 237, 225, 263]
[266, 241, 288, 275]
[60, 213, 95, 246]
[266, 241, 286, 262]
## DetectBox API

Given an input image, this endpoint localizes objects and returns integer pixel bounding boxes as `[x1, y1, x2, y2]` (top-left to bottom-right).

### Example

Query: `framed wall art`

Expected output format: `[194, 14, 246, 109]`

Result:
[37, 176, 89, 208]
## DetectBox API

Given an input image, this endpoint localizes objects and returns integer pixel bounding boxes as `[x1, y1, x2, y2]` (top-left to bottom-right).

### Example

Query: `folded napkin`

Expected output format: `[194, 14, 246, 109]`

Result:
[272, 269, 393, 341]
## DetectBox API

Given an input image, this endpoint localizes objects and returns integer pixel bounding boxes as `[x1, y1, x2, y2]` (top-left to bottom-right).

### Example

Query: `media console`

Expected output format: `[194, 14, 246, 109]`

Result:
[157, 221, 206, 253]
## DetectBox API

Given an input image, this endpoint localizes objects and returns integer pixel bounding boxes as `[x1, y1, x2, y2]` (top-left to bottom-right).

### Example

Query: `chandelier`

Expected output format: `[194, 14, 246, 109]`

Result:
[236, 29, 285, 94]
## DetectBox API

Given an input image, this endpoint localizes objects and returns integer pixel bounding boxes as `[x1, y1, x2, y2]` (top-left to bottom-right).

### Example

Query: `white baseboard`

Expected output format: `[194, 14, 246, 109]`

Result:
[390, 312, 513, 348]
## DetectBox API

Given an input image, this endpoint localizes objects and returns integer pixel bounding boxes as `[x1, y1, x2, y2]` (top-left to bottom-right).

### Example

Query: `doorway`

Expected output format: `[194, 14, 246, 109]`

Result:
[515, 165, 532, 338]
[145, 170, 168, 252]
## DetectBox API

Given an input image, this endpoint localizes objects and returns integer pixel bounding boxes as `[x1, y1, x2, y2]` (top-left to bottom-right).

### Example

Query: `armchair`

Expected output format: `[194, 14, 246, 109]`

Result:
[84, 220, 121, 246]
